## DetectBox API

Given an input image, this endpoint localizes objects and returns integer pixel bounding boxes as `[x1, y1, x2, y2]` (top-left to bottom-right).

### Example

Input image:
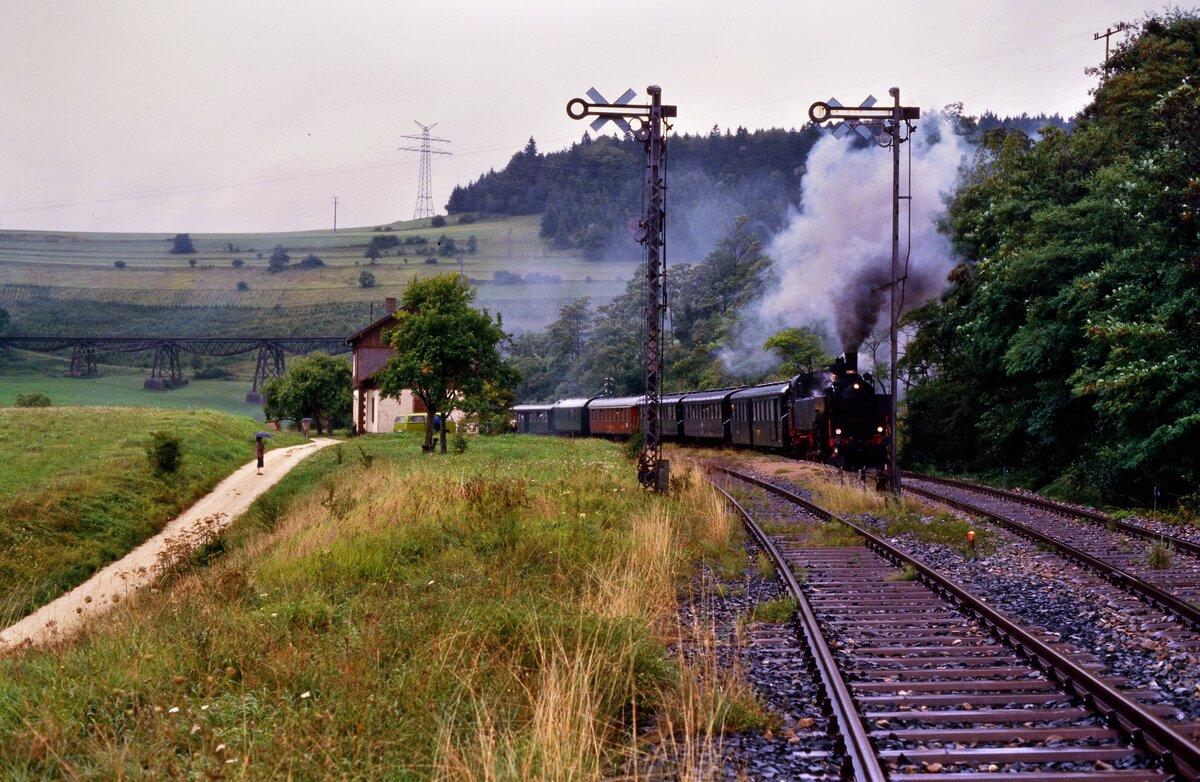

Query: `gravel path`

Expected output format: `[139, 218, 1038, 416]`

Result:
[0, 437, 337, 652]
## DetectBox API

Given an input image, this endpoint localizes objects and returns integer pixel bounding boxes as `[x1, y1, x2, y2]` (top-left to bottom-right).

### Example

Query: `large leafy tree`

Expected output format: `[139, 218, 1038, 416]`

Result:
[262, 352, 352, 433]
[903, 10, 1200, 506]
[763, 326, 830, 379]
[376, 274, 516, 452]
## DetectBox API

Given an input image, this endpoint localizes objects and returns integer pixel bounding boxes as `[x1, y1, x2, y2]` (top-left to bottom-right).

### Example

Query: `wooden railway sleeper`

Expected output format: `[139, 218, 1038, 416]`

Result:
[712, 464, 1200, 781]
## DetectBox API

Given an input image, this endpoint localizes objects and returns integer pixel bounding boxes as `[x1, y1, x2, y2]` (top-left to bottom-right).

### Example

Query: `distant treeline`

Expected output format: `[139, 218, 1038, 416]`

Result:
[448, 129, 822, 260]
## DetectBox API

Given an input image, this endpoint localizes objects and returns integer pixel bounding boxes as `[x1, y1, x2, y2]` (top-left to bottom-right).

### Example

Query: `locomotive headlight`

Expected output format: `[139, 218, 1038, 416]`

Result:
[835, 428, 842, 435]
[853, 383, 861, 390]
[877, 426, 884, 433]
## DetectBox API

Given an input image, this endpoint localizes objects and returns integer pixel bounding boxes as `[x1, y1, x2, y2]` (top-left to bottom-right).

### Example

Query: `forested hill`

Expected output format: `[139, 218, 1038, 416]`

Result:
[448, 113, 1074, 262]
[448, 127, 820, 262]
[903, 10, 1200, 508]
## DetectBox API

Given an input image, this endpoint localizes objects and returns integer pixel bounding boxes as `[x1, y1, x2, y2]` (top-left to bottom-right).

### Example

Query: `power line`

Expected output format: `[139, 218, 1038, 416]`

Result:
[398, 120, 452, 220]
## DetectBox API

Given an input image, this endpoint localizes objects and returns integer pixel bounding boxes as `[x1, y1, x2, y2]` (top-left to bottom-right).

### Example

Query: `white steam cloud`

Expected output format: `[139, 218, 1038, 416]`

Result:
[724, 112, 971, 377]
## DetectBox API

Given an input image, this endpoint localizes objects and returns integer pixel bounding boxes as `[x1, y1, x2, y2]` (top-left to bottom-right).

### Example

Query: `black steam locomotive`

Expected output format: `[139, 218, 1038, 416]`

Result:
[512, 352, 890, 469]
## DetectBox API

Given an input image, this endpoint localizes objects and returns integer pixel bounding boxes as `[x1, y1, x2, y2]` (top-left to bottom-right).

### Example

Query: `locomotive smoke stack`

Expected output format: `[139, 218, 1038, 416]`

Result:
[842, 351, 858, 374]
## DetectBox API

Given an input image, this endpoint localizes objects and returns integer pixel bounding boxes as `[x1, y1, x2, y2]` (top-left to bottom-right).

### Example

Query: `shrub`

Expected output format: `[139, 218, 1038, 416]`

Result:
[359, 270, 376, 288]
[188, 258, 198, 268]
[113, 260, 126, 269]
[457, 213, 477, 225]
[168, 233, 195, 254]
[14, 392, 52, 407]
[192, 365, 235, 380]
[404, 236, 429, 246]
[493, 270, 522, 285]
[236, 281, 249, 291]
[296, 253, 325, 269]
[424, 256, 438, 265]
[146, 431, 183, 474]
[231, 258, 244, 268]
[430, 215, 446, 227]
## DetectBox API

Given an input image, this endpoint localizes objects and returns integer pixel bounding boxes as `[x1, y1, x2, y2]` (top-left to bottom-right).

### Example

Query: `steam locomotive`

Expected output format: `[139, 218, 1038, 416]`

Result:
[512, 352, 890, 469]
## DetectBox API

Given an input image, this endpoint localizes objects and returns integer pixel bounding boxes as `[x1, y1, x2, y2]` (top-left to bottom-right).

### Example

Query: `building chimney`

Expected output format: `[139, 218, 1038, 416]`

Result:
[385, 297, 397, 314]
[841, 351, 858, 374]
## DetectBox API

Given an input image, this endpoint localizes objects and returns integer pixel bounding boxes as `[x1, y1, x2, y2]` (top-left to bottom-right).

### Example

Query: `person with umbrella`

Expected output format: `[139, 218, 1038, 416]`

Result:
[301, 418, 312, 439]
[255, 431, 273, 475]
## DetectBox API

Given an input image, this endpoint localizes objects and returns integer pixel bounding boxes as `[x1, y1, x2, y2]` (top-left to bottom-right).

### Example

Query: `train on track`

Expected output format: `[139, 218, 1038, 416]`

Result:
[512, 352, 891, 470]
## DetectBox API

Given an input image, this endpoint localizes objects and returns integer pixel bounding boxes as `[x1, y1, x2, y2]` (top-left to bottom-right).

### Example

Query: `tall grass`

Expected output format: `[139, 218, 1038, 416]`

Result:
[0, 437, 760, 780]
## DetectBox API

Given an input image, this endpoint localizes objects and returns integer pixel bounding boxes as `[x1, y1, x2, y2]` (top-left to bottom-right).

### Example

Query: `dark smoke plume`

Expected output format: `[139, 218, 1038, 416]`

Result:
[722, 111, 970, 376]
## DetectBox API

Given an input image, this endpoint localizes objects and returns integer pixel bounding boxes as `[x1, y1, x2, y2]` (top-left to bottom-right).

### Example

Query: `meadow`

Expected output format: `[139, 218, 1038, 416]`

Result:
[0, 214, 636, 336]
[0, 406, 302, 625]
[0, 351, 266, 419]
[0, 435, 764, 779]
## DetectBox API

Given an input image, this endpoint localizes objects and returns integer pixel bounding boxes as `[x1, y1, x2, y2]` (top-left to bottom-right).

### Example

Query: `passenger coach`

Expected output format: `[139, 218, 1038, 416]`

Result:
[587, 395, 642, 438]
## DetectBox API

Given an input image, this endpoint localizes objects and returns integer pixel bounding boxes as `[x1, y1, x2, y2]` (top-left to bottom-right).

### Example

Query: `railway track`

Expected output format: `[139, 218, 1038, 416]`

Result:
[902, 474, 1200, 634]
[710, 463, 1200, 781]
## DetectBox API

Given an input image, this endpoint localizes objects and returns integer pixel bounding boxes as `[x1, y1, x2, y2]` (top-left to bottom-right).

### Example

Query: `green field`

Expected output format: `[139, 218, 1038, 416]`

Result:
[0, 214, 636, 336]
[0, 435, 761, 778]
[0, 406, 305, 625]
[0, 351, 266, 419]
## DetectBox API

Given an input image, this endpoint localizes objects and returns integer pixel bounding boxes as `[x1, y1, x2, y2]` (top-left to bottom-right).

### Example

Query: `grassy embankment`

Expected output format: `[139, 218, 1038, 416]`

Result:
[0, 435, 766, 779]
[0, 351, 265, 419]
[0, 407, 304, 625]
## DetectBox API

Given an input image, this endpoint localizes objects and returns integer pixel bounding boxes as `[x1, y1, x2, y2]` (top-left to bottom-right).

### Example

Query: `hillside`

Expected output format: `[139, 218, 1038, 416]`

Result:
[0, 406, 303, 625]
[0, 214, 636, 338]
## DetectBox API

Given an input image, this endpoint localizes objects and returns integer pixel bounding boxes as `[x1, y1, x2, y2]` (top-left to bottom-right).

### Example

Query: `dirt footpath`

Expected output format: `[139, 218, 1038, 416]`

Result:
[0, 437, 338, 652]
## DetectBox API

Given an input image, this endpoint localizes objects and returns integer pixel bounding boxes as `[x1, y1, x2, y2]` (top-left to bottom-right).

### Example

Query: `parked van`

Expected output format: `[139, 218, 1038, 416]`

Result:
[393, 413, 455, 434]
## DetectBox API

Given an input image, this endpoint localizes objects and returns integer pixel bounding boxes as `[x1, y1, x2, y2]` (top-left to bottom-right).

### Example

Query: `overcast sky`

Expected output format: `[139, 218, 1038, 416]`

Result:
[0, 0, 1166, 234]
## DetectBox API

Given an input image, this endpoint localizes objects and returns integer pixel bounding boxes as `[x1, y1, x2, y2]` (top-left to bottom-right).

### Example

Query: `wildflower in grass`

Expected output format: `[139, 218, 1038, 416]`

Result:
[300, 691, 311, 699]
[168, 706, 180, 714]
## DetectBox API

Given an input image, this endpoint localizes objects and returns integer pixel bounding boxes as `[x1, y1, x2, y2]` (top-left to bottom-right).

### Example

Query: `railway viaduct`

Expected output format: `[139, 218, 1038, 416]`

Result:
[0, 336, 349, 402]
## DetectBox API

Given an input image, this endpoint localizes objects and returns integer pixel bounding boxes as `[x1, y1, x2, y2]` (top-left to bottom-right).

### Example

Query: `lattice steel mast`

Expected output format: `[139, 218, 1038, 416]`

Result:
[567, 85, 676, 492]
[398, 121, 451, 220]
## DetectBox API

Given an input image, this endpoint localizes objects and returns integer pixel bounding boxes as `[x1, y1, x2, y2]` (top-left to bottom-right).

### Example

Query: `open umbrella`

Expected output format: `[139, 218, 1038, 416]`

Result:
[254, 431, 274, 439]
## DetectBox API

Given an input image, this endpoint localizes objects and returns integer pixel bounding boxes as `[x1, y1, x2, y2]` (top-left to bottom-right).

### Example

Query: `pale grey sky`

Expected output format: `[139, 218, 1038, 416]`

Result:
[0, 0, 1166, 233]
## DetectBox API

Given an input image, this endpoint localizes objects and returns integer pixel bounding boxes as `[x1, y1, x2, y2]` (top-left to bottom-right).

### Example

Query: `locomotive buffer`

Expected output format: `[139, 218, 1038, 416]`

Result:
[567, 86, 676, 492]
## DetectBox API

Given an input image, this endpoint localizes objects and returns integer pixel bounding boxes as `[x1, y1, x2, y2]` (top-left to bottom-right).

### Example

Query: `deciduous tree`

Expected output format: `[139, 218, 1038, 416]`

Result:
[376, 274, 515, 452]
[262, 352, 352, 433]
[763, 326, 830, 378]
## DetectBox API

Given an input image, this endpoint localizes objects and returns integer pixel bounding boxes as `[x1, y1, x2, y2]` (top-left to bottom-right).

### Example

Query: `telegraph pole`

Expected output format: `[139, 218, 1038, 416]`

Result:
[567, 85, 676, 492]
[1093, 24, 1128, 65]
[332, 196, 338, 233]
[809, 89, 920, 498]
[399, 121, 452, 221]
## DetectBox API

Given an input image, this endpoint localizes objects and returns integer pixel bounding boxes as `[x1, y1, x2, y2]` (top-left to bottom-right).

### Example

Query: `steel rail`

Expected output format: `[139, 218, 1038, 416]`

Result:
[712, 463, 1200, 781]
[901, 481, 1200, 631]
[906, 471, 1200, 558]
[707, 479, 887, 782]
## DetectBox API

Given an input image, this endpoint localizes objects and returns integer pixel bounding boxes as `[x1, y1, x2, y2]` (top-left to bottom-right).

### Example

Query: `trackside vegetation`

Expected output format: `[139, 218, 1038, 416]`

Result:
[0, 407, 302, 625]
[0, 435, 767, 779]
